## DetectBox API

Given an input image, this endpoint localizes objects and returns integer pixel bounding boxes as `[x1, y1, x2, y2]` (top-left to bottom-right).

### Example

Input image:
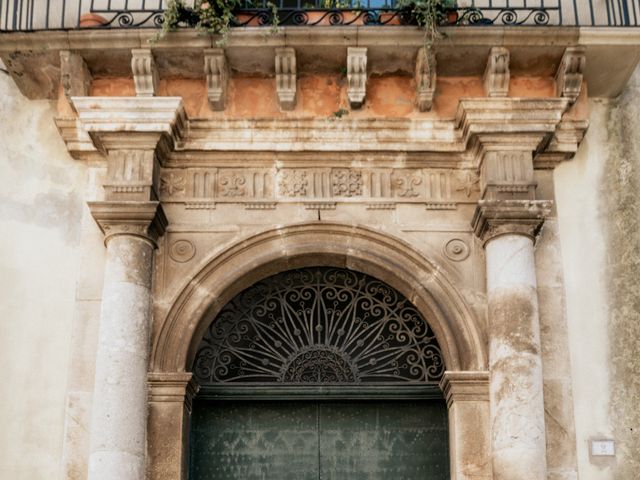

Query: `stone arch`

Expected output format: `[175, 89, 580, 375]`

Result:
[150, 222, 487, 374]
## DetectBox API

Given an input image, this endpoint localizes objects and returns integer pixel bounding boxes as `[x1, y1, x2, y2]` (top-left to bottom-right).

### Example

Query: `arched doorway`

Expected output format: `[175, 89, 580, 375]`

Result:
[189, 267, 450, 479]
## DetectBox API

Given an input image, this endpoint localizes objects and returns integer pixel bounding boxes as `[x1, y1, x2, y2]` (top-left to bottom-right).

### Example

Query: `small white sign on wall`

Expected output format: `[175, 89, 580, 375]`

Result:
[590, 439, 615, 456]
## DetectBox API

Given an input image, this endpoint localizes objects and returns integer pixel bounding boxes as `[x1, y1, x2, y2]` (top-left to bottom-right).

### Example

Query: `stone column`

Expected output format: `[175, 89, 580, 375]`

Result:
[71, 96, 185, 480]
[472, 150, 552, 480]
[440, 371, 492, 480]
[87, 202, 166, 480]
[148, 373, 199, 480]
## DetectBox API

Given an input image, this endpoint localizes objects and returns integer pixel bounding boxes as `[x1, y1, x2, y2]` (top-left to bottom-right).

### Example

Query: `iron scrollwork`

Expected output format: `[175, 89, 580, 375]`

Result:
[193, 267, 445, 386]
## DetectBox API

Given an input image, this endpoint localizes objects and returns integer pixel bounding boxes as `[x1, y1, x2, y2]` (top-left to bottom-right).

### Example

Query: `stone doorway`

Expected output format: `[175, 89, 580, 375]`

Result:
[187, 267, 450, 479]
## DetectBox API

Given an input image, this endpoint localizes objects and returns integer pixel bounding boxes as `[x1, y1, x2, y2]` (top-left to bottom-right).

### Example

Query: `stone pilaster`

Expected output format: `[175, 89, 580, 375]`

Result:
[441, 371, 492, 480]
[72, 97, 185, 480]
[147, 373, 199, 480]
[472, 148, 551, 480]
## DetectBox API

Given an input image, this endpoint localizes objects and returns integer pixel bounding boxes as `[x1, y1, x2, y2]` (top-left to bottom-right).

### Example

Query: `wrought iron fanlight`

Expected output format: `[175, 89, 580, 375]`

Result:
[193, 267, 445, 386]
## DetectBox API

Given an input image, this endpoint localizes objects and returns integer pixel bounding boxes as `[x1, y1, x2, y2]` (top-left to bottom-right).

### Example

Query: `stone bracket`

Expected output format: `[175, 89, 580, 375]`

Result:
[131, 48, 159, 97]
[60, 51, 91, 108]
[347, 47, 367, 109]
[88, 200, 168, 247]
[484, 47, 510, 98]
[204, 49, 228, 111]
[471, 199, 553, 244]
[275, 47, 297, 111]
[555, 46, 586, 104]
[415, 47, 436, 112]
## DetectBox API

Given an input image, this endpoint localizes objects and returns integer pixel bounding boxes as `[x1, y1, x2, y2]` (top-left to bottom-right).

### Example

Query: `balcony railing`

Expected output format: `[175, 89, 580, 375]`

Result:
[0, 0, 638, 31]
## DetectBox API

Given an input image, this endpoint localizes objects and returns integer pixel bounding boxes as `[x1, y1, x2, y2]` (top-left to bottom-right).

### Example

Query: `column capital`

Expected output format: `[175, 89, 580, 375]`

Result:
[472, 199, 552, 245]
[440, 371, 489, 409]
[148, 372, 200, 413]
[88, 200, 167, 247]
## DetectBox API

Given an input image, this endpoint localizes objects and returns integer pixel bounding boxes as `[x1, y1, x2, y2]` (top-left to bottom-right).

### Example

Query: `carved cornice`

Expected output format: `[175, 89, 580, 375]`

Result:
[70, 96, 187, 157]
[148, 372, 200, 413]
[88, 200, 168, 247]
[471, 199, 553, 244]
[439, 371, 490, 409]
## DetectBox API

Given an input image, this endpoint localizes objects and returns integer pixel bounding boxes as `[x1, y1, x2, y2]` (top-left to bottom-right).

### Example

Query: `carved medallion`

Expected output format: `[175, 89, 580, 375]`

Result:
[443, 238, 470, 262]
[169, 239, 196, 263]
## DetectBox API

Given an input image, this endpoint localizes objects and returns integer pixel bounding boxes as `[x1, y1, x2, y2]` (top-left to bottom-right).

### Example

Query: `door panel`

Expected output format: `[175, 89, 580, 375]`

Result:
[191, 401, 320, 480]
[319, 401, 449, 480]
[190, 400, 449, 480]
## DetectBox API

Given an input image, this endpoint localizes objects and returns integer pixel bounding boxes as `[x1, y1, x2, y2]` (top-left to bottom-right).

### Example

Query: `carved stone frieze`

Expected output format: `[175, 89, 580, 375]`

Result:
[279, 169, 309, 197]
[219, 172, 247, 197]
[275, 48, 296, 111]
[415, 47, 436, 112]
[483, 47, 510, 98]
[347, 47, 367, 109]
[160, 173, 186, 197]
[480, 151, 536, 201]
[204, 49, 228, 111]
[331, 169, 362, 197]
[131, 49, 158, 97]
[393, 170, 423, 197]
[103, 150, 159, 201]
[555, 46, 586, 104]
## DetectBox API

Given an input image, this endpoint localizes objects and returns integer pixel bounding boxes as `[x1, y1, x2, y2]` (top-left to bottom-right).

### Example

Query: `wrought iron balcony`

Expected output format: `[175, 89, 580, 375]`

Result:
[0, 0, 638, 32]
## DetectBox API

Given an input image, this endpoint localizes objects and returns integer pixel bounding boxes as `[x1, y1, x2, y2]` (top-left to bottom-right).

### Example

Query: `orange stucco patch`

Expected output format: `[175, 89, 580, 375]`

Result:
[433, 77, 485, 119]
[227, 76, 281, 118]
[509, 76, 555, 97]
[90, 78, 136, 96]
[366, 76, 414, 117]
[158, 79, 208, 117]
[299, 75, 343, 117]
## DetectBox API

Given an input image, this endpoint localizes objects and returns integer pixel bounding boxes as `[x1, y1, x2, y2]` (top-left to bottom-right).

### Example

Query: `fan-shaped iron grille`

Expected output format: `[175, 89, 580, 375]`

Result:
[193, 267, 445, 386]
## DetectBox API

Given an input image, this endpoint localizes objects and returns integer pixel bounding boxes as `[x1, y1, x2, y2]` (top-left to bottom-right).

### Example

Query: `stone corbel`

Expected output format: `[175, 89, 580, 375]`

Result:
[204, 48, 228, 111]
[131, 48, 159, 97]
[555, 46, 586, 104]
[59, 51, 91, 108]
[275, 47, 297, 111]
[415, 47, 436, 112]
[347, 47, 367, 109]
[483, 47, 510, 97]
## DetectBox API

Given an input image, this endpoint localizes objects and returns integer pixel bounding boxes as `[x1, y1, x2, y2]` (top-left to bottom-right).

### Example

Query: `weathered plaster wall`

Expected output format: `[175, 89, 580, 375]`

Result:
[554, 64, 640, 479]
[0, 65, 87, 478]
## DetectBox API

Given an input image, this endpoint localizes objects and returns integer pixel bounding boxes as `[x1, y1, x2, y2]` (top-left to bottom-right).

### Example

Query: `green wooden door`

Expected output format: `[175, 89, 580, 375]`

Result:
[190, 399, 449, 480]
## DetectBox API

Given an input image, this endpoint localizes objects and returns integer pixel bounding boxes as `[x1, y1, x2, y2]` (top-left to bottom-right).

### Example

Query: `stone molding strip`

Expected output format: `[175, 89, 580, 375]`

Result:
[439, 370, 490, 409]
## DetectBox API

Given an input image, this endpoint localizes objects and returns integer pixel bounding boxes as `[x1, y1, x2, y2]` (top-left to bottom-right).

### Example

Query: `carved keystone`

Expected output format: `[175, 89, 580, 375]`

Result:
[60, 51, 91, 108]
[275, 48, 297, 111]
[483, 47, 510, 98]
[347, 47, 367, 109]
[415, 47, 436, 111]
[204, 49, 228, 111]
[555, 46, 586, 104]
[131, 48, 158, 97]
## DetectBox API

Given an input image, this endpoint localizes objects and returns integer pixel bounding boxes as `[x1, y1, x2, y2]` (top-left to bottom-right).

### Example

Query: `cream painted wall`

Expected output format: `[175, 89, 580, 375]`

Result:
[0, 66, 86, 478]
[555, 64, 640, 480]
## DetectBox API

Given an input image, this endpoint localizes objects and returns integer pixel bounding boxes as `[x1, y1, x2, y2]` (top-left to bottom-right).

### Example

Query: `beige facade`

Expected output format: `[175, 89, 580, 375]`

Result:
[0, 17, 639, 480]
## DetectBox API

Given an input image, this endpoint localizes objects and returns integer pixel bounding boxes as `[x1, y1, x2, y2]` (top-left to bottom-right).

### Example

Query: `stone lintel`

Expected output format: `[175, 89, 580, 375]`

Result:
[440, 371, 490, 409]
[472, 199, 553, 245]
[71, 96, 186, 156]
[148, 372, 200, 413]
[88, 200, 168, 247]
